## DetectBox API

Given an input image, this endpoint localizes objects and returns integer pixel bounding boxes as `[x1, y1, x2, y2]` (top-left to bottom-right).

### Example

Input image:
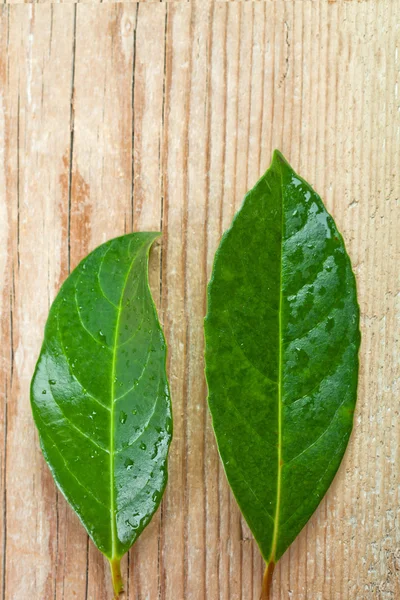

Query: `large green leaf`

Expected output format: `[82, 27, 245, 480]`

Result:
[31, 233, 172, 596]
[205, 151, 360, 596]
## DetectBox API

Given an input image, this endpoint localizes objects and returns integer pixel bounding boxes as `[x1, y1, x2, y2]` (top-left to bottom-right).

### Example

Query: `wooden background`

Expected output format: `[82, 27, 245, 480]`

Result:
[1, 1, 399, 599]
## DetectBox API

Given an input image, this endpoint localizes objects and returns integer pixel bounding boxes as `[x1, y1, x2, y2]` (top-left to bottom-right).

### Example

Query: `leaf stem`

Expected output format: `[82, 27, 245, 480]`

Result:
[109, 558, 123, 599]
[260, 561, 275, 600]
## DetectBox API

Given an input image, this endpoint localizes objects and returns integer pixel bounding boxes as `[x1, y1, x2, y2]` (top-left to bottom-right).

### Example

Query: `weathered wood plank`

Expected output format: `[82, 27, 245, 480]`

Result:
[1, 2, 399, 599]
[161, 5, 192, 599]
[1, 5, 76, 599]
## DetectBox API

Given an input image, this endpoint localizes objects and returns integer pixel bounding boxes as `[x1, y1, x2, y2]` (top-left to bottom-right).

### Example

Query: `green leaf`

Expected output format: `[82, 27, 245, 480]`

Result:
[31, 233, 172, 597]
[204, 151, 360, 596]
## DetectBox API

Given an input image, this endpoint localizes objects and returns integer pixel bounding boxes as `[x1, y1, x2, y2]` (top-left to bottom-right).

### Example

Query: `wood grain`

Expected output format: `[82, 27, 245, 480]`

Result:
[1, 2, 399, 599]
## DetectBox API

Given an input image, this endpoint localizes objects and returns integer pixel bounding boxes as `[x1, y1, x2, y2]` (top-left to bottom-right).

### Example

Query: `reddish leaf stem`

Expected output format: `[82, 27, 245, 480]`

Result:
[260, 561, 275, 600]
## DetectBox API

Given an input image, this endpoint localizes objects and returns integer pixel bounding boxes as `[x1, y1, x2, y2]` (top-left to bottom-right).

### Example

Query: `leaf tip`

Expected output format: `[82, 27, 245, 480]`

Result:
[272, 148, 289, 168]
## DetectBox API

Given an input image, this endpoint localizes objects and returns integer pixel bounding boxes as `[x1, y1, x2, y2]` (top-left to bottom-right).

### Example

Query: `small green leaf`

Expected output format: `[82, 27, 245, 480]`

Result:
[205, 151, 360, 596]
[31, 233, 172, 596]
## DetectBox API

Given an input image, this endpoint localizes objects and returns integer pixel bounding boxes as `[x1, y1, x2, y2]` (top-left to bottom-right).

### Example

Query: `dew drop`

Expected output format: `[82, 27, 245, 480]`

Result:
[49, 379, 57, 385]
[131, 408, 137, 415]
[140, 442, 147, 451]
[152, 492, 158, 502]
[42, 390, 47, 395]
[124, 458, 134, 470]
[119, 411, 127, 424]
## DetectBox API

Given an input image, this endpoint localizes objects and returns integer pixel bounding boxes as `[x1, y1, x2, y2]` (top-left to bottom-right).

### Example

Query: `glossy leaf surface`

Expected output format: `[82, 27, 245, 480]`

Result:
[205, 151, 360, 575]
[31, 233, 172, 589]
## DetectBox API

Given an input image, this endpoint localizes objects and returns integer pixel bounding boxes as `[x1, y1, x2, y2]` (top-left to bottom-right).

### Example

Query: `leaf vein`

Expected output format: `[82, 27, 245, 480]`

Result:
[116, 313, 145, 349]
[115, 389, 161, 455]
[235, 464, 275, 525]
[286, 249, 343, 298]
[285, 290, 348, 345]
[280, 432, 349, 531]
[114, 347, 153, 403]
[44, 378, 110, 454]
[56, 313, 111, 412]
[284, 394, 350, 467]
[116, 473, 156, 515]
[285, 332, 352, 407]
[35, 411, 110, 512]
[223, 394, 277, 452]
[228, 322, 278, 387]
[74, 285, 113, 352]
[97, 243, 119, 308]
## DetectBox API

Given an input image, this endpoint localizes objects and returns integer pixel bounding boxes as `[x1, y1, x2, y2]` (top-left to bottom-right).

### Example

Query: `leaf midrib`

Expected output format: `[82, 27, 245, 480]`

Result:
[269, 161, 284, 563]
